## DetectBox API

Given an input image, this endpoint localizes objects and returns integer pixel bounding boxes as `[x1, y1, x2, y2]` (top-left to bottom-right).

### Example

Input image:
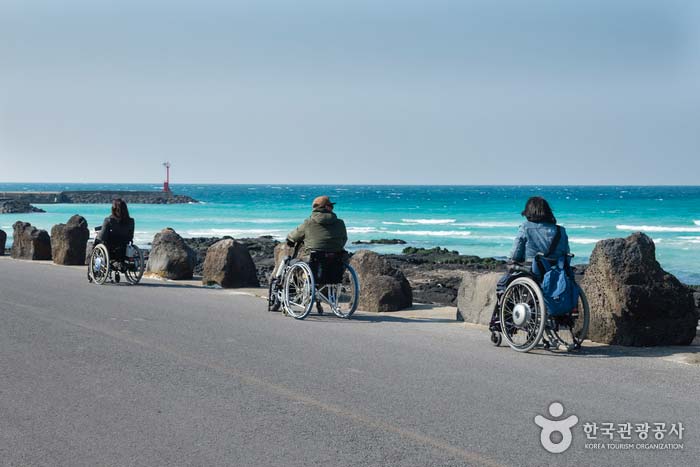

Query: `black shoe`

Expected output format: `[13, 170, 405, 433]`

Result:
[316, 302, 324, 315]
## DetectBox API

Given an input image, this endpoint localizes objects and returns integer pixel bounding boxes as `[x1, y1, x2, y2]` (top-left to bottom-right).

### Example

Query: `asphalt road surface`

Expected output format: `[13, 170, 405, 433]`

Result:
[1, 257, 698, 466]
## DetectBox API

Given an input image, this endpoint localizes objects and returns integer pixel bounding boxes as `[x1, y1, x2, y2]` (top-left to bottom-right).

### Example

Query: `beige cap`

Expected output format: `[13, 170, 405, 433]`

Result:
[312, 195, 335, 209]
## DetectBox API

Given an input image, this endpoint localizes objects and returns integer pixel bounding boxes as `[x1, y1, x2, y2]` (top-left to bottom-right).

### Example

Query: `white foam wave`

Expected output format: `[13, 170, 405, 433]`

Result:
[677, 236, 700, 244]
[453, 221, 520, 228]
[185, 228, 284, 238]
[616, 225, 700, 233]
[569, 238, 600, 245]
[564, 224, 600, 229]
[694, 220, 700, 226]
[384, 230, 472, 237]
[400, 219, 456, 225]
[347, 227, 380, 234]
[468, 235, 516, 241]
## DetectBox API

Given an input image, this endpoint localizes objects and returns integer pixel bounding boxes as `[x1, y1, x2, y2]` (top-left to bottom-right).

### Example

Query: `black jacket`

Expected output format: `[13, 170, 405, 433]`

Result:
[96, 215, 135, 250]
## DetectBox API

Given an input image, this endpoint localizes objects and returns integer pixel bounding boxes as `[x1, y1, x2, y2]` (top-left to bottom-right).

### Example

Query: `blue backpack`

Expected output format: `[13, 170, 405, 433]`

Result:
[532, 226, 580, 317]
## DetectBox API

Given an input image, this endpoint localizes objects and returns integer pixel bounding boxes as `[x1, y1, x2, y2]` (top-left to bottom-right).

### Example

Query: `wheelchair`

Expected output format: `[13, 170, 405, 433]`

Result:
[489, 254, 590, 353]
[268, 246, 360, 320]
[87, 227, 145, 285]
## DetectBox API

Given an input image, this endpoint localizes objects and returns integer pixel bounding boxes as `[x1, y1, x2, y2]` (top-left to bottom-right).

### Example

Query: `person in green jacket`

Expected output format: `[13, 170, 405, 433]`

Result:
[286, 195, 348, 254]
[275, 195, 347, 314]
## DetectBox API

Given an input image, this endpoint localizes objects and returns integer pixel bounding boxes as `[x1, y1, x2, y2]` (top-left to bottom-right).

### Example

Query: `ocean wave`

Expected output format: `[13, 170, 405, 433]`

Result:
[468, 235, 516, 241]
[569, 238, 600, 245]
[453, 221, 520, 228]
[185, 228, 284, 238]
[384, 229, 472, 237]
[347, 227, 380, 234]
[616, 224, 700, 233]
[695, 220, 700, 226]
[400, 219, 456, 225]
[564, 224, 600, 229]
[678, 236, 700, 244]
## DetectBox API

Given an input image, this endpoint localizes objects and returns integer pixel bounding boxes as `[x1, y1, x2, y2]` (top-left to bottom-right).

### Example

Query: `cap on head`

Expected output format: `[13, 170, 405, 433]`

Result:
[312, 195, 335, 210]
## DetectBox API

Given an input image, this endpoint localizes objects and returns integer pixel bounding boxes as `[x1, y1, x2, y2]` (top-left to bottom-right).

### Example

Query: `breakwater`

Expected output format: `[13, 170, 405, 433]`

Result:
[0, 190, 197, 204]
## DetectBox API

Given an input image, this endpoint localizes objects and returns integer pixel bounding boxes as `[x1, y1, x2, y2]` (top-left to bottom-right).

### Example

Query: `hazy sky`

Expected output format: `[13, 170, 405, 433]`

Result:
[1, 0, 699, 185]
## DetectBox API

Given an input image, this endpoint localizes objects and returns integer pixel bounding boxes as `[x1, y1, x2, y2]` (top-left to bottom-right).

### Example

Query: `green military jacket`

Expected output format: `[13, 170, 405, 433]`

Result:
[287, 210, 348, 253]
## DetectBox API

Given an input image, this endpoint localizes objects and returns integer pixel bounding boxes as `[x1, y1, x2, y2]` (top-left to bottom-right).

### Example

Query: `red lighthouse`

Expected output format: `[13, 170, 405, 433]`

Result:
[162, 162, 171, 193]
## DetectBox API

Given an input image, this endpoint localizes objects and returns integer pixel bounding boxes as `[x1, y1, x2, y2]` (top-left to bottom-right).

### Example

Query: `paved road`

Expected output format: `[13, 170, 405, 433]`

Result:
[1, 258, 698, 466]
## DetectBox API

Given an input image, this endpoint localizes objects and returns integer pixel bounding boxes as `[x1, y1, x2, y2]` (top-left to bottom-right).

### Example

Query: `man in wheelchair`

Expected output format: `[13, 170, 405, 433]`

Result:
[95, 198, 136, 271]
[276, 195, 348, 314]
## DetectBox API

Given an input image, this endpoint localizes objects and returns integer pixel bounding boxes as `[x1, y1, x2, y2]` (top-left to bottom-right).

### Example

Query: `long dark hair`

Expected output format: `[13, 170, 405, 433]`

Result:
[111, 198, 131, 224]
[521, 196, 556, 224]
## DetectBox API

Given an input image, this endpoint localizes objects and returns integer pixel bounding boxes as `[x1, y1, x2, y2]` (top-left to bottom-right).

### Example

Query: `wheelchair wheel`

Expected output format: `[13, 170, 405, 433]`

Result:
[268, 277, 281, 311]
[124, 244, 145, 285]
[499, 277, 546, 352]
[88, 244, 110, 285]
[545, 288, 590, 351]
[283, 262, 315, 319]
[329, 264, 360, 319]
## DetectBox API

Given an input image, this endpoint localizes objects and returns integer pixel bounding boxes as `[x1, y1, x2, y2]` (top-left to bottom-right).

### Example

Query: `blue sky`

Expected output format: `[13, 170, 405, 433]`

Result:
[1, 0, 699, 184]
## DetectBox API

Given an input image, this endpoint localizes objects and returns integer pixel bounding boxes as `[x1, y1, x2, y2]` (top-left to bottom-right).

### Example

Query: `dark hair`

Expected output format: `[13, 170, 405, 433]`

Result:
[521, 196, 556, 224]
[111, 198, 131, 224]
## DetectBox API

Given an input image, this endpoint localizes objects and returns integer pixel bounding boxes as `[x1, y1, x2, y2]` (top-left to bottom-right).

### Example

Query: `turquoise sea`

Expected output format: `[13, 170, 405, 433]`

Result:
[1, 184, 699, 284]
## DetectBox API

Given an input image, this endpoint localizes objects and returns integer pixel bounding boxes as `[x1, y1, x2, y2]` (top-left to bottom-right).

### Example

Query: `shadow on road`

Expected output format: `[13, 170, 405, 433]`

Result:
[529, 342, 700, 360]
[294, 314, 456, 324]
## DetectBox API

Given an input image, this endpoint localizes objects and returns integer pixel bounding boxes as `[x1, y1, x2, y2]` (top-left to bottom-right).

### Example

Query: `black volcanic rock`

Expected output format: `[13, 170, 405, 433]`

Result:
[11, 221, 51, 260]
[0, 199, 45, 214]
[202, 238, 259, 288]
[581, 232, 698, 346]
[51, 215, 89, 265]
[349, 250, 412, 312]
[184, 236, 278, 285]
[352, 238, 407, 245]
[146, 228, 197, 280]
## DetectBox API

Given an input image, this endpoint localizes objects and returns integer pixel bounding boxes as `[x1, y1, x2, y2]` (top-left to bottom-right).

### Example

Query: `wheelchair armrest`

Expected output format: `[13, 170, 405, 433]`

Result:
[508, 262, 531, 274]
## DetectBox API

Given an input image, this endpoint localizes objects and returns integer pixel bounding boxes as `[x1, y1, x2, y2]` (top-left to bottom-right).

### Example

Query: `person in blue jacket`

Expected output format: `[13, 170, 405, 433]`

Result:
[509, 196, 569, 263]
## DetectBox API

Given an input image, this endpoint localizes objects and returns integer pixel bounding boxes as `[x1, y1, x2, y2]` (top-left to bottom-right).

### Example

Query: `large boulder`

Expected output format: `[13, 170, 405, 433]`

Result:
[580, 232, 698, 346]
[202, 238, 259, 288]
[146, 228, 196, 280]
[11, 221, 51, 260]
[349, 250, 412, 312]
[0, 229, 6, 255]
[50, 215, 89, 265]
[456, 272, 503, 325]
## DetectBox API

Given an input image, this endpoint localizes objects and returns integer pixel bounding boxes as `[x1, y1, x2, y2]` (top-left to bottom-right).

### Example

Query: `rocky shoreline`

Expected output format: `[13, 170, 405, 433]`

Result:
[0, 198, 46, 214]
[0, 190, 197, 205]
[180, 238, 509, 305]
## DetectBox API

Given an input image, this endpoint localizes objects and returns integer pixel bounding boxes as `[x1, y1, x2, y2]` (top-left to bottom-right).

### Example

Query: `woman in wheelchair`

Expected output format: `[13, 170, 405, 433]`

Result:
[95, 198, 135, 261]
[87, 198, 144, 285]
[491, 196, 589, 352]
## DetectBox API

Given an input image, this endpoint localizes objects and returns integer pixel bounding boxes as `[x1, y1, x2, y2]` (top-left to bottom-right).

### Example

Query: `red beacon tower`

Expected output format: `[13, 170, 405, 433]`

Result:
[162, 162, 171, 193]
